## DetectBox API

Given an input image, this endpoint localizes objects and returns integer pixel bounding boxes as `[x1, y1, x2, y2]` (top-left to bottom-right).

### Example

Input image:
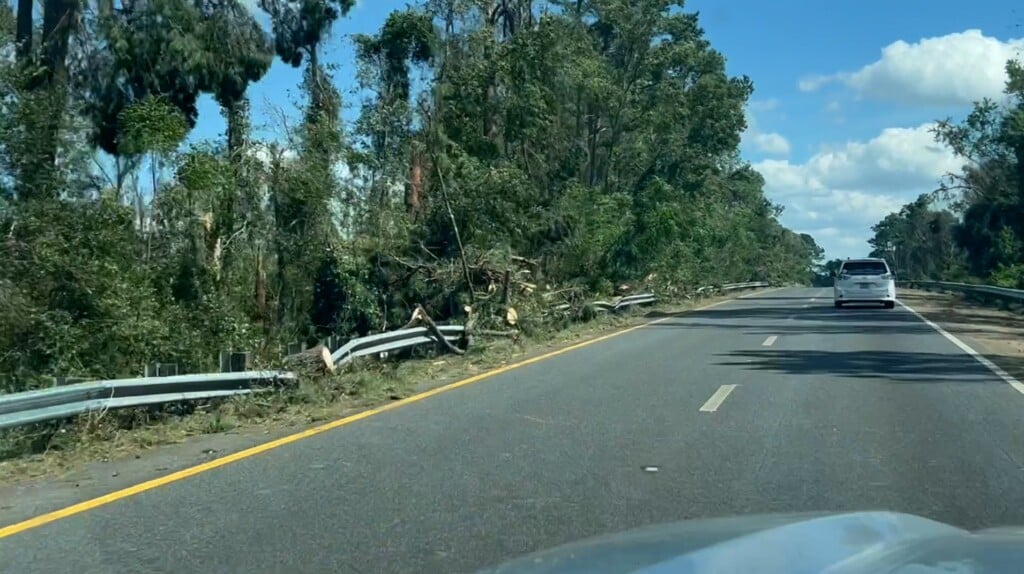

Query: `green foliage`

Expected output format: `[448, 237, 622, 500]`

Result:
[868, 194, 963, 280]
[0, 200, 164, 381]
[873, 57, 1024, 283]
[990, 263, 1024, 289]
[259, 0, 356, 67]
[354, 9, 435, 103]
[311, 249, 381, 338]
[84, 0, 272, 156]
[549, 183, 633, 285]
[0, 0, 821, 395]
[119, 96, 189, 157]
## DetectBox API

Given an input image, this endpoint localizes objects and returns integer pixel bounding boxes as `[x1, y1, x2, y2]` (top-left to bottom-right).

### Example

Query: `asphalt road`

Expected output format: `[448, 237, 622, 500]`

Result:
[4, 287, 1024, 573]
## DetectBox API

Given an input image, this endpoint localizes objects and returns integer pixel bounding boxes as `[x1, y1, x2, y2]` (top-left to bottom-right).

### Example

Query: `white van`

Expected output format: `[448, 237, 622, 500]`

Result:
[833, 258, 896, 309]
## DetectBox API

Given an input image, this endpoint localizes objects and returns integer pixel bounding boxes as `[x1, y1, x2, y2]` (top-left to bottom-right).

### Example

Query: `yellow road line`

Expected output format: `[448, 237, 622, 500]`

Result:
[0, 292, 759, 539]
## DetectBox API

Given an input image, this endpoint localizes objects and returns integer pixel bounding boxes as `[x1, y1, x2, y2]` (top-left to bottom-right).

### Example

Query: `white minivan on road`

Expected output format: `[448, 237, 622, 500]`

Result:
[833, 258, 896, 309]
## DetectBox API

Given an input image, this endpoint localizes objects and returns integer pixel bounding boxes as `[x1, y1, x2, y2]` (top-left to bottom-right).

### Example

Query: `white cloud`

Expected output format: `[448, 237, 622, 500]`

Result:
[798, 75, 831, 92]
[754, 123, 960, 258]
[809, 226, 841, 238]
[748, 99, 780, 112]
[247, 142, 298, 165]
[750, 132, 791, 156]
[742, 105, 790, 157]
[799, 30, 1024, 106]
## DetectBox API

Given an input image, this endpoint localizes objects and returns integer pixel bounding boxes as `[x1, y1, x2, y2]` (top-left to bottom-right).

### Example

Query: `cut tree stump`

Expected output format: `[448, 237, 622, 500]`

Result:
[285, 343, 335, 375]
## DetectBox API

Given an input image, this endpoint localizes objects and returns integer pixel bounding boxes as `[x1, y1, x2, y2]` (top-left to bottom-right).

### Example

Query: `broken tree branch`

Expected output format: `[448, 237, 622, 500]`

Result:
[400, 305, 428, 330]
[419, 306, 465, 355]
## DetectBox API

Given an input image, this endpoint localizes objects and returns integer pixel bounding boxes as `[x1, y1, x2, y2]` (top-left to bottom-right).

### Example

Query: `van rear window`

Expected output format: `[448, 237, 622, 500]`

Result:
[842, 261, 889, 275]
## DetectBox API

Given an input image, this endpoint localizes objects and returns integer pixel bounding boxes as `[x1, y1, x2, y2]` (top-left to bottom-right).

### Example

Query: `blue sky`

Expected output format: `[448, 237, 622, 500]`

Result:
[191, 0, 1023, 260]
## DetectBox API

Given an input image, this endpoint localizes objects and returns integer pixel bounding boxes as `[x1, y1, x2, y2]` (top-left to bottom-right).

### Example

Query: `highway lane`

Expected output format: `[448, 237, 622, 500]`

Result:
[4, 287, 1024, 573]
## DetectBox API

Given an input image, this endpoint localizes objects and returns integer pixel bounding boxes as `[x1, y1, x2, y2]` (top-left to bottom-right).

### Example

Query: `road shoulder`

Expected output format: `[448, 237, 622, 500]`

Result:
[900, 289, 1024, 382]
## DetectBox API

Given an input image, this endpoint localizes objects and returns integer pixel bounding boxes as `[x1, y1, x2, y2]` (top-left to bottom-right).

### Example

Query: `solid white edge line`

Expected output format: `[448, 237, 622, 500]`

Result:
[899, 301, 1024, 396]
[762, 335, 777, 347]
[699, 384, 738, 412]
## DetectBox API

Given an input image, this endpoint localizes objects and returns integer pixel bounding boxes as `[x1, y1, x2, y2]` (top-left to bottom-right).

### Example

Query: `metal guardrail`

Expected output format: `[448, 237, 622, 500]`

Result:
[0, 281, 771, 430]
[556, 282, 767, 312]
[0, 325, 468, 430]
[898, 280, 1024, 302]
[0, 371, 295, 430]
[590, 292, 658, 312]
[721, 281, 770, 292]
[330, 325, 463, 366]
[696, 281, 770, 295]
[549, 292, 659, 313]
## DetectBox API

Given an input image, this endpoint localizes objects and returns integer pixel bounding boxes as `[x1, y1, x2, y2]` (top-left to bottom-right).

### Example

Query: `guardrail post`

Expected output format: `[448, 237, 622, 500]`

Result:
[145, 362, 180, 377]
[231, 352, 251, 373]
[325, 335, 343, 351]
[220, 351, 252, 373]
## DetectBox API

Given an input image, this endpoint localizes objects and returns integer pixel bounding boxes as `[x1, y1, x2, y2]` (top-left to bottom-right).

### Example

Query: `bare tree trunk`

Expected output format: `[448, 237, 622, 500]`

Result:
[406, 150, 426, 219]
[255, 243, 269, 329]
[15, 0, 32, 62]
[434, 161, 475, 304]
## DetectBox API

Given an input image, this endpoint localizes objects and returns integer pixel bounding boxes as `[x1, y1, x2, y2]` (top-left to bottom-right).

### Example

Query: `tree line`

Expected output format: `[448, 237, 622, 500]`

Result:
[0, 0, 821, 392]
[861, 59, 1024, 287]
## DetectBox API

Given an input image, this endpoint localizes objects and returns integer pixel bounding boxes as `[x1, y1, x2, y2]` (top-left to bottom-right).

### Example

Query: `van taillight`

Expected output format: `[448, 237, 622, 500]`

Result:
[881, 273, 893, 280]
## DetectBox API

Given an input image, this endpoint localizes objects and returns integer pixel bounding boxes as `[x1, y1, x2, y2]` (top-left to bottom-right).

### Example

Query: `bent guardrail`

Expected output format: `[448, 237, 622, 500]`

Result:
[331, 325, 463, 366]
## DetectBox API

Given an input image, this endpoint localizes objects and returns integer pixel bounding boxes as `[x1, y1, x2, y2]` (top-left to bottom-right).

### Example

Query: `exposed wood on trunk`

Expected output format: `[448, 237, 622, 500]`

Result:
[254, 243, 269, 326]
[406, 149, 426, 219]
[461, 305, 476, 349]
[400, 305, 466, 354]
[399, 305, 427, 330]
[285, 343, 335, 374]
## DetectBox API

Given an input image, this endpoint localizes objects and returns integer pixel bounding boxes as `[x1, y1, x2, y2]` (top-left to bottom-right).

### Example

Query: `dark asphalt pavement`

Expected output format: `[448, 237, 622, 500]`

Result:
[4, 288, 1024, 573]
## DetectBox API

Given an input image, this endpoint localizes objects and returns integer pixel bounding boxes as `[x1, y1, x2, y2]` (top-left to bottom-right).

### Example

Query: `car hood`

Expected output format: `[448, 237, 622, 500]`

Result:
[478, 511, 1024, 573]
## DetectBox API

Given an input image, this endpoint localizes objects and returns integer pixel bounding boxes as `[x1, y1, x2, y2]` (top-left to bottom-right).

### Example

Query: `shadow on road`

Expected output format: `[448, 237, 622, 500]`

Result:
[715, 349, 1012, 382]
[728, 296, 822, 301]
[644, 292, 1024, 339]
[648, 320, 935, 336]
[644, 305, 939, 336]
